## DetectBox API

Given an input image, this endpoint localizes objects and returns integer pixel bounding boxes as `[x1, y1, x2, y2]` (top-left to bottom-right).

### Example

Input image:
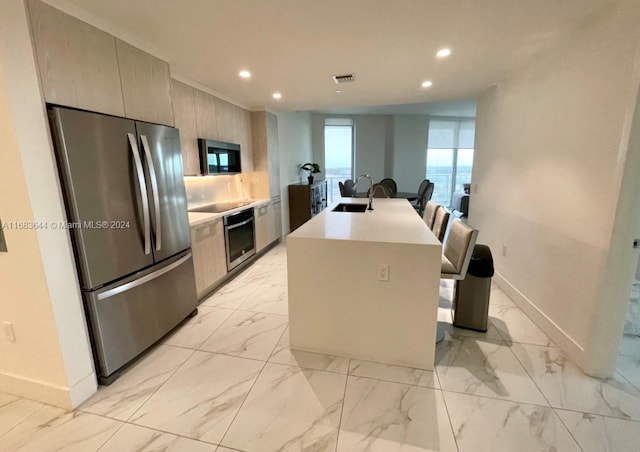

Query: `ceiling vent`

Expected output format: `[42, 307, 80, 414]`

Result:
[332, 74, 355, 84]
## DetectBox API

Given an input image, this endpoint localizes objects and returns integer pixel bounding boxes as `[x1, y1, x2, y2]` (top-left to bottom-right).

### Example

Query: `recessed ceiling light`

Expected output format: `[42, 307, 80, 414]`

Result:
[238, 70, 251, 79]
[335, 89, 341, 94]
[272, 92, 282, 100]
[436, 48, 451, 58]
[421, 80, 433, 88]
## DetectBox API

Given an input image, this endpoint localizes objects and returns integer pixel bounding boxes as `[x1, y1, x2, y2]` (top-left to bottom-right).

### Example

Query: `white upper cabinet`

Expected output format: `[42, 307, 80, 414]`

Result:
[28, 0, 125, 116]
[171, 79, 200, 175]
[28, 0, 173, 125]
[266, 112, 280, 198]
[116, 39, 174, 126]
[214, 98, 234, 143]
[193, 89, 217, 140]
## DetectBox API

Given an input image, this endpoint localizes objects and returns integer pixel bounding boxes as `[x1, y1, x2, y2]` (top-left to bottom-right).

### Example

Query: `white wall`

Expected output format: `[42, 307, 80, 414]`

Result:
[384, 116, 395, 179]
[589, 76, 640, 373]
[0, 0, 96, 407]
[353, 115, 390, 181]
[392, 115, 429, 192]
[277, 111, 313, 234]
[471, 0, 640, 375]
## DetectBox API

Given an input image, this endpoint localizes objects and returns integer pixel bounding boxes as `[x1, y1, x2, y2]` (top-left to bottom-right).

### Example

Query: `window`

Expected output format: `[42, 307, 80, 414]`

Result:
[426, 119, 475, 207]
[324, 118, 354, 203]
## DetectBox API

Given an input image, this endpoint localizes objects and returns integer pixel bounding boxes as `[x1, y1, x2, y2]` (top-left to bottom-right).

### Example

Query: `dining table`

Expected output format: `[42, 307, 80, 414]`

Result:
[355, 191, 418, 201]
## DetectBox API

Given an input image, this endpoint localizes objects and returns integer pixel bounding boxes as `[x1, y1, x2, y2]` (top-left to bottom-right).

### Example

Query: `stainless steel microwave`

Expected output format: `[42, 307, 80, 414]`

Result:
[198, 139, 242, 175]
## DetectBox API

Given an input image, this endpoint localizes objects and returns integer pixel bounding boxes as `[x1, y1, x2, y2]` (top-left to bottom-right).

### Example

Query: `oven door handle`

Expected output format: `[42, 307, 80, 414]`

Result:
[226, 218, 254, 230]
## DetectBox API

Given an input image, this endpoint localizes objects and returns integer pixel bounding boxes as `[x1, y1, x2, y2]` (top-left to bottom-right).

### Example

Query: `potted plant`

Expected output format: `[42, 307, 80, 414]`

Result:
[301, 163, 321, 184]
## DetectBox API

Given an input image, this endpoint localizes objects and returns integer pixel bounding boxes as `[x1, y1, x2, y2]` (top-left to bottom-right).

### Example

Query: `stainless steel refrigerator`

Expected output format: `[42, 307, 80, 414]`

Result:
[48, 106, 197, 384]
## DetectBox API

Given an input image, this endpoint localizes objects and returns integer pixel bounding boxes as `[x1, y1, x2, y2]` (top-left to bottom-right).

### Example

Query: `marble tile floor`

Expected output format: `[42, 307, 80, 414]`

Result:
[2, 243, 640, 451]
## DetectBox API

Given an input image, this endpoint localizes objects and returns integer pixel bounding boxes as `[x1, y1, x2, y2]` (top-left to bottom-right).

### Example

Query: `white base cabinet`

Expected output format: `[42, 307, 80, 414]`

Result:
[190, 219, 226, 298]
[255, 200, 282, 253]
[271, 199, 282, 243]
[255, 203, 270, 253]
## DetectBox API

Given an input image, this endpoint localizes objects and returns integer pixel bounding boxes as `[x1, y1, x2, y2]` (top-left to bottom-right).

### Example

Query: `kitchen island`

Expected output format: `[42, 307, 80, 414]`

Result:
[287, 197, 442, 370]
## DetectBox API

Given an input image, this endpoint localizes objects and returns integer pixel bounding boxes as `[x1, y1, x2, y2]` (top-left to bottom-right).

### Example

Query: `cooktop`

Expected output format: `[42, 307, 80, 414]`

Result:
[189, 201, 251, 214]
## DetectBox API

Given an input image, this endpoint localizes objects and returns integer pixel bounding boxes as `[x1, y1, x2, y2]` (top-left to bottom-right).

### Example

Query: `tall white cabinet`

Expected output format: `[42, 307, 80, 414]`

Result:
[251, 111, 282, 247]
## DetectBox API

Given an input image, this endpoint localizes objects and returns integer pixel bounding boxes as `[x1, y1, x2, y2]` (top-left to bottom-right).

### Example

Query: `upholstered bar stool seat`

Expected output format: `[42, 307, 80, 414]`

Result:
[437, 219, 479, 343]
[432, 206, 450, 242]
[441, 219, 478, 280]
[423, 201, 438, 229]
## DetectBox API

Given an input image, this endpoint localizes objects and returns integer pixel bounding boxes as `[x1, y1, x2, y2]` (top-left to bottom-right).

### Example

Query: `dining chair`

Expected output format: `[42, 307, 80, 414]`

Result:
[412, 179, 430, 214]
[368, 183, 390, 198]
[436, 219, 479, 342]
[416, 182, 435, 216]
[432, 206, 450, 242]
[338, 181, 347, 197]
[379, 178, 397, 196]
[424, 182, 434, 202]
[343, 179, 356, 197]
[422, 200, 438, 229]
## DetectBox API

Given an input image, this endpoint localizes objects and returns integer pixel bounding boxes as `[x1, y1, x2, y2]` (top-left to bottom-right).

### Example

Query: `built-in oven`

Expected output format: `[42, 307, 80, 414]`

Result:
[223, 208, 255, 271]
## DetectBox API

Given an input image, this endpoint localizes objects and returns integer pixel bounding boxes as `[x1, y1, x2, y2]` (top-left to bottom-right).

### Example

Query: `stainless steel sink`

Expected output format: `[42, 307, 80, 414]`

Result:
[332, 203, 368, 213]
[189, 201, 251, 213]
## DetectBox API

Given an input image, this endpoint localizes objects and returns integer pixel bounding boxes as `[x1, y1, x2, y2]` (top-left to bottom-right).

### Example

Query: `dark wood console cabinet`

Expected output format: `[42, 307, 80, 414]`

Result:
[288, 180, 328, 232]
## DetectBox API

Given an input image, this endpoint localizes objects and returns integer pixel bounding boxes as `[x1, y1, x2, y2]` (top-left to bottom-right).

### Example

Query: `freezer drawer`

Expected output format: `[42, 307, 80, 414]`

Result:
[84, 251, 197, 381]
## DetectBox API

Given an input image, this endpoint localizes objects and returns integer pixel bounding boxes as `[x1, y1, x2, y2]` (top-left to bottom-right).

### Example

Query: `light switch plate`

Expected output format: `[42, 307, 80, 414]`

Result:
[377, 264, 389, 282]
[3, 322, 15, 343]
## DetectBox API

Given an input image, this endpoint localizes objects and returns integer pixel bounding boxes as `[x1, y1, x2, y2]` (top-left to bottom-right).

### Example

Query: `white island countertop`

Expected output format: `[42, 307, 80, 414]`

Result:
[289, 197, 441, 245]
[287, 196, 442, 370]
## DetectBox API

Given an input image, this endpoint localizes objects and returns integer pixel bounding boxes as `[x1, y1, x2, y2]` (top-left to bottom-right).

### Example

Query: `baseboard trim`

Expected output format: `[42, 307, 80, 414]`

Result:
[69, 371, 97, 407]
[0, 370, 96, 409]
[494, 271, 588, 371]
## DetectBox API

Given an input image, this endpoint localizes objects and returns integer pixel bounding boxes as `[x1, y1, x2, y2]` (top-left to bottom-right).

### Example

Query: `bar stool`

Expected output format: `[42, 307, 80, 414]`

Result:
[436, 219, 479, 343]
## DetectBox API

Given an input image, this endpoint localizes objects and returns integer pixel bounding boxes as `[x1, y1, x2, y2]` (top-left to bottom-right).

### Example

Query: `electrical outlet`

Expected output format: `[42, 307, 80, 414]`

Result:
[377, 264, 389, 282]
[3, 322, 16, 343]
[502, 243, 507, 257]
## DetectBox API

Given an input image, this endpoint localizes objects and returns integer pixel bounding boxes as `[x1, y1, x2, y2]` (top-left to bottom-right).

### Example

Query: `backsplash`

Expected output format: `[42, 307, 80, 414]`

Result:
[184, 175, 247, 209]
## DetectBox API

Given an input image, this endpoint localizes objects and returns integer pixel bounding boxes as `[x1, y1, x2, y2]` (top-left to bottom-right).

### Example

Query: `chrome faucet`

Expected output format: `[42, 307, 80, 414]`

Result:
[371, 184, 388, 198]
[354, 174, 374, 211]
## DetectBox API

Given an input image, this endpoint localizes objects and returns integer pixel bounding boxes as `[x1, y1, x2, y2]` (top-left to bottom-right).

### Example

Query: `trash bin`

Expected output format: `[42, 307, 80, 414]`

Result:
[452, 244, 494, 332]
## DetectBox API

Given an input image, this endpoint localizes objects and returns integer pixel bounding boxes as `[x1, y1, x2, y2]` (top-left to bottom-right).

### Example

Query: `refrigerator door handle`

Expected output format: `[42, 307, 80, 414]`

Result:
[97, 252, 192, 300]
[140, 135, 162, 252]
[127, 133, 151, 255]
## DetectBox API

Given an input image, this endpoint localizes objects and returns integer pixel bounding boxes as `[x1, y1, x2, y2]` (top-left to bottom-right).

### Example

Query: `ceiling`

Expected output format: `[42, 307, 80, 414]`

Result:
[45, 0, 612, 113]
[315, 99, 477, 117]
